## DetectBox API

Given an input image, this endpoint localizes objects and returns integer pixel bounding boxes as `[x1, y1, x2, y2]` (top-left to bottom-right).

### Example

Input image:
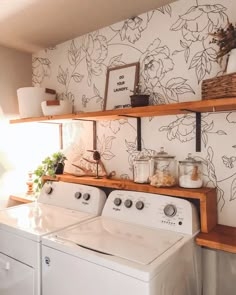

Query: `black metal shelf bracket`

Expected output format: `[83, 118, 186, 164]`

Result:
[181, 109, 202, 152]
[118, 115, 142, 151]
[137, 117, 142, 151]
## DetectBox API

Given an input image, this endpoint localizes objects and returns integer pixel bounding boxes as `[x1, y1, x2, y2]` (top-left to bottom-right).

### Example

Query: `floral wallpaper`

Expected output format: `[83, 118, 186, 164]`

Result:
[33, 0, 236, 227]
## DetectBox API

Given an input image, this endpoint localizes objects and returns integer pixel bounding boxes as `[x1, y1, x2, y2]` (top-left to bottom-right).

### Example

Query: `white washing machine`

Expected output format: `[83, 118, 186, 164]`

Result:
[0, 181, 106, 295]
[42, 190, 202, 295]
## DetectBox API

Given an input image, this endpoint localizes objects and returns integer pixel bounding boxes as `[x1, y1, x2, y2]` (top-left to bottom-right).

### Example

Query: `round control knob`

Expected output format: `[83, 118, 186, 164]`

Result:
[136, 201, 144, 210]
[74, 192, 82, 199]
[124, 199, 133, 208]
[45, 186, 53, 195]
[83, 193, 90, 201]
[164, 204, 177, 217]
[114, 198, 122, 206]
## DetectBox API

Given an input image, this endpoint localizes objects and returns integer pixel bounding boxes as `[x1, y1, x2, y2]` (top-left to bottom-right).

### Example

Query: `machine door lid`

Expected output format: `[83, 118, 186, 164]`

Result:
[0, 203, 92, 241]
[56, 217, 184, 265]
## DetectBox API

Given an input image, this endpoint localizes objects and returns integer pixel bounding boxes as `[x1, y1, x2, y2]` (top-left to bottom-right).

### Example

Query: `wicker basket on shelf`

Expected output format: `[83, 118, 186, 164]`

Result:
[202, 72, 236, 100]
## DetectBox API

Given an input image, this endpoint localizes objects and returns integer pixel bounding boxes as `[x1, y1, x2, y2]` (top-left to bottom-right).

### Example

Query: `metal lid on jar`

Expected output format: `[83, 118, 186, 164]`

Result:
[179, 153, 202, 164]
[134, 156, 150, 162]
[154, 147, 175, 159]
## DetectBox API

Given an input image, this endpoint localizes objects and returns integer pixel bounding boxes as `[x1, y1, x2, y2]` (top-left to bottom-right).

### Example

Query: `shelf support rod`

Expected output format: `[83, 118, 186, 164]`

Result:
[180, 109, 201, 152]
[118, 115, 142, 151]
[137, 117, 142, 151]
[196, 112, 201, 152]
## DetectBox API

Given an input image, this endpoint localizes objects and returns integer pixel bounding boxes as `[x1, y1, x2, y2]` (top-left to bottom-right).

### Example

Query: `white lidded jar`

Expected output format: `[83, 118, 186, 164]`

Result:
[149, 147, 177, 187]
[133, 157, 150, 184]
[178, 154, 203, 188]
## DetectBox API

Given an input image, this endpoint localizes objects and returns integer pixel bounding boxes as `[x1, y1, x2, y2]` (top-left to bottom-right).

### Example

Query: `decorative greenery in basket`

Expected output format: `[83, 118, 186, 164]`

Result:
[210, 22, 236, 60]
[33, 151, 67, 194]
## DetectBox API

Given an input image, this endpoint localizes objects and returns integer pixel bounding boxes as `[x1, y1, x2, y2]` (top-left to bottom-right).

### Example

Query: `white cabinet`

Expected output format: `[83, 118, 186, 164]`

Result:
[0, 253, 34, 295]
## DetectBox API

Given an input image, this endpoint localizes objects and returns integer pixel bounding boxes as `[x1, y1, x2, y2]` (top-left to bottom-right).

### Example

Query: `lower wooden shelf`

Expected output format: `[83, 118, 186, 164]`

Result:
[43, 174, 217, 234]
[10, 194, 35, 204]
[196, 224, 236, 253]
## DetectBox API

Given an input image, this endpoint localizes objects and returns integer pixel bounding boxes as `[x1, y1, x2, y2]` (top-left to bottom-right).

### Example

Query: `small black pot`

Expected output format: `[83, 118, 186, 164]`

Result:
[54, 163, 64, 174]
[130, 94, 150, 107]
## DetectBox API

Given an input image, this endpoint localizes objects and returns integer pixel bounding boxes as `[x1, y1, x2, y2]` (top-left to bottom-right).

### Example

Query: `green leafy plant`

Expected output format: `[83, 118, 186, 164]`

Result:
[33, 151, 67, 193]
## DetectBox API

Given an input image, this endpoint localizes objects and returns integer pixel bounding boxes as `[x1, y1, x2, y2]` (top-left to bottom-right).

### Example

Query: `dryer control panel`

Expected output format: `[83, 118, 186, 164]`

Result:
[102, 190, 199, 235]
[38, 181, 106, 215]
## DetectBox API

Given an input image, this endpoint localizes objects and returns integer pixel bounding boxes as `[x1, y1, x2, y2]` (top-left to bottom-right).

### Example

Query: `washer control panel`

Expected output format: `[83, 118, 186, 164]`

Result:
[103, 190, 199, 235]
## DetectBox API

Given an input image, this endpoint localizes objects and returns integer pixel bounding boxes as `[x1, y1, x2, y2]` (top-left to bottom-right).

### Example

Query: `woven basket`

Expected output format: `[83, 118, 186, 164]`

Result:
[202, 73, 236, 100]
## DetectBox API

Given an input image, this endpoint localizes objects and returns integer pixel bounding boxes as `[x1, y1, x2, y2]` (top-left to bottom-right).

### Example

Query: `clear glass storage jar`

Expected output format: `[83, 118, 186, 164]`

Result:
[149, 147, 177, 187]
[133, 158, 150, 184]
[178, 153, 203, 188]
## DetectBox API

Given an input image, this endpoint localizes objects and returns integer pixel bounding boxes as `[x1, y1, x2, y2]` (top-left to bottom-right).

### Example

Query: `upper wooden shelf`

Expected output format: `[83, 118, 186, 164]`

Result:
[9, 97, 236, 124]
[43, 173, 217, 234]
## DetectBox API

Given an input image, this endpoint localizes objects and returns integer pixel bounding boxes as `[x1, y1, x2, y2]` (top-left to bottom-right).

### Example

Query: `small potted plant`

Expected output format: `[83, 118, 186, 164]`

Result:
[210, 22, 236, 73]
[33, 151, 67, 194]
[130, 82, 150, 107]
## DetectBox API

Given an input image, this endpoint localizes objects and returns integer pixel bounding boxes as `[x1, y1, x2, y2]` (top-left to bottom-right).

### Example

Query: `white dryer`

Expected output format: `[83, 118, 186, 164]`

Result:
[0, 181, 106, 295]
[42, 190, 202, 295]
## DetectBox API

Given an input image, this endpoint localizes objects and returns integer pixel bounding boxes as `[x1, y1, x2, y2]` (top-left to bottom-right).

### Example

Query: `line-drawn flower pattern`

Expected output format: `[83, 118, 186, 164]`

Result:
[222, 156, 236, 168]
[97, 135, 116, 160]
[100, 118, 135, 135]
[156, 5, 172, 16]
[110, 12, 154, 44]
[140, 39, 194, 103]
[171, 3, 228, 83]
[159, 114, 226, 145]
[196, 147, 225, 210]
[33, 0, 236, 223]
[82, 32, 108, 86]
[32, 57, 51, 85]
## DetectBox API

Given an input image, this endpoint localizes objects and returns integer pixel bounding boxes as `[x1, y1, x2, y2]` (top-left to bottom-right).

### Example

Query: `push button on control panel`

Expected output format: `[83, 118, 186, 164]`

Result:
[124, 199, 133, 208]
[114, 198, 122, 206]
[45, 186, 53, 195]
[83, 193, 90, 201]
[74, 192, 82, 199]
[136, 201, 144, 210]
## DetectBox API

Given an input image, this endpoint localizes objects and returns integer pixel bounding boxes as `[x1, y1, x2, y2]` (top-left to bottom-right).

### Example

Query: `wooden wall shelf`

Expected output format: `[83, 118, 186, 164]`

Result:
[196, 225, 236, 254]
[9, 194, 34, 204]
[9, 97, 236, 124]
[43, 174, 217, 234]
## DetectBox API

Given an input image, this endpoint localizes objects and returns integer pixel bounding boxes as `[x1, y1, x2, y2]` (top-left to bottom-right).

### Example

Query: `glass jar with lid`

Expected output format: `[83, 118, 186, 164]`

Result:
[149, 147, 177, 187]
[178, 153, 203, 188]
[133, 157, 150, 184]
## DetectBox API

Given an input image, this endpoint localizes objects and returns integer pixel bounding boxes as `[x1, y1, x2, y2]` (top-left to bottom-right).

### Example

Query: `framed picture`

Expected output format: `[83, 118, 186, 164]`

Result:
[104, 62, 139, 110]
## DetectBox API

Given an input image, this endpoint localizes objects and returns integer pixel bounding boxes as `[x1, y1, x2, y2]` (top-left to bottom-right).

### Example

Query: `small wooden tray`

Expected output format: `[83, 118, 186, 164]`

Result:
[202, 73, 236, 100]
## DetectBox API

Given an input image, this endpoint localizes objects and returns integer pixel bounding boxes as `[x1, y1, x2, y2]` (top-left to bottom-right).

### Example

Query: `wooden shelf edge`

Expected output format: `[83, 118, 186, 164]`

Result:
[196, 224, 236, 254]
[43, 174, 214, 198]
[9, 97, 236, 124]
[10, 194, 34, 203]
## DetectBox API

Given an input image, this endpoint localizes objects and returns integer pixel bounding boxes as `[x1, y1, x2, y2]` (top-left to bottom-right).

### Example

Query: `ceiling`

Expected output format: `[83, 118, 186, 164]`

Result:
[0, 0, 176, 53]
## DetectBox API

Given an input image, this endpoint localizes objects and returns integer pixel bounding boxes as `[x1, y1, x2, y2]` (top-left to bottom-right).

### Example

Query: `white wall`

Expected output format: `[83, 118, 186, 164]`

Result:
[0, 45, 32, 116]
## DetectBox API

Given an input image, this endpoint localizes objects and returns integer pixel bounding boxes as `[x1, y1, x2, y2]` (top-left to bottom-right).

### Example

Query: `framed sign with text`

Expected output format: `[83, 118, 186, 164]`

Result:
[103, 62, 139, 110]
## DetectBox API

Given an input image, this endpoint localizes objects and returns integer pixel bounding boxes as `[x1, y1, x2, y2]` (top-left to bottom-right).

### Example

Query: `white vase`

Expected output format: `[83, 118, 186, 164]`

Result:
[226, 48, 236, 74]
